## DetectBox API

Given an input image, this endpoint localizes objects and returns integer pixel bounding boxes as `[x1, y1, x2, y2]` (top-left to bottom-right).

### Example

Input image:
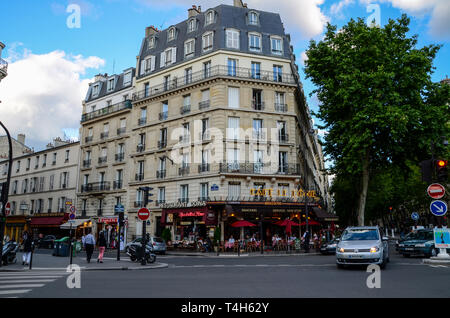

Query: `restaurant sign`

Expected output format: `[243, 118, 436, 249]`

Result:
[250, 188, 319, 199]
[160, 201, 207, 209]
[180, 212, 205, 218]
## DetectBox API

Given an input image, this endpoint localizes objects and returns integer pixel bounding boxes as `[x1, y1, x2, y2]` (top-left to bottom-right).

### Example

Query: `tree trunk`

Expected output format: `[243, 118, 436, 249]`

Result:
[357, 154, 370, 226]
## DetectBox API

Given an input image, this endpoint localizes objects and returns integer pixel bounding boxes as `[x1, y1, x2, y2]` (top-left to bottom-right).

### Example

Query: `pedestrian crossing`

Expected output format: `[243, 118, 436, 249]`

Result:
[0, 271, 68, 297]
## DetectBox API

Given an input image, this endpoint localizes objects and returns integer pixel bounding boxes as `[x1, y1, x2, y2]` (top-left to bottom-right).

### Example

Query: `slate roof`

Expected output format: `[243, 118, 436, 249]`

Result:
[85, 68, 135, 102]
[137, 4, 292, 79]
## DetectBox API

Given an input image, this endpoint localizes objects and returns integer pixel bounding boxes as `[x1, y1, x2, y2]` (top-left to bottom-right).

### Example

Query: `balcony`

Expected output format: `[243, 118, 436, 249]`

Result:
[156, 200, 166, 206]
[199, 100, 210, 110]
[198, 164, 210, 173]
[252, 130, 266, 141]
[220, 162, 300, 175]
[179, 165, 190, 176]
[117, 127, 126, 135]
[100, 132, 109, 139]
[133, 65, 295, 102]
[275, 103, 288, 112]
[83, 159, 91, 168]
[81, 181, 111, 193]
[115, 153, 125, 162]
[279, 133, 289, 143]
[113, 180, 123, 190]
[156, 170, 166, 179]
[199, 131, 211, 141]
[138, 117, 147, 126]
[252, 101, 265, 111]
[0, 58, 8, 78]
[158, 140, 167, 149]
[85, 136, 93, 143]
[137, 144, 145, 153]
[81, 100, 132, 122]
[178, 198, 189, 203]
[179, 134, 191, 144]
[180, 105, 191, 115]
[198, 197, 209, 202]
[134, 201, 143, 208]
[159, 112, 168, 121]
[135, 173, 144, 181]
[98, 157, 107, 165]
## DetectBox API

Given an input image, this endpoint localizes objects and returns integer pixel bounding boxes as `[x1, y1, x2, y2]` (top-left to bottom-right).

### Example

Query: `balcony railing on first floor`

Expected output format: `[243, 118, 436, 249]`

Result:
[133, 65, 295, 102]
[83, 159, 91, 168]
[252, 101, 265, 111]
[117, 127, 126, 135]
[198, 100, 210, 110]
[180, 105, 191, 115]
[81, 182, 111, 193]
[156, 170, 166, 179]
[178, 165, 190, 176]
[219, 162, 300, 175]
[134, 201, 143, 208]
[158, 140, 167, 149]
[138, 117, 147, 126]
[113, 180, 123, 190]
[115, 153, 125, 162]
[275, 103, 288, 112]
[81, 100, 132, 122]
[135, 173, 144, 181]
[85, 136, 93, 143]
[98, 157, 107, 165]
[198, 163, 210, 173]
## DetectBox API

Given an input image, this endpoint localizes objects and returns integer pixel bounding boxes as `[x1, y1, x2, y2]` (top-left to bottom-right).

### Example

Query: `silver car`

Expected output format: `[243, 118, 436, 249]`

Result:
[125, 237, 166, 255]
[336, 226, 389, 269]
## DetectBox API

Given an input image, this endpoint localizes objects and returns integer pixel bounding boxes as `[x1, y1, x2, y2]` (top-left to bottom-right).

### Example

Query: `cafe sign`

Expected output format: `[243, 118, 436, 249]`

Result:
[250, 188, 319, 199]
[160, 201, 207, 209]
[180, 212, 205, 218]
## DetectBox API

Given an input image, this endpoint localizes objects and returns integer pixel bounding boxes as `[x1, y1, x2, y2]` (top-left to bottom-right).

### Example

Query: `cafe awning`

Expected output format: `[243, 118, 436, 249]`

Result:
[31, 216, 67, 228]
[312, 207, 339, 221]
[60, 219, 91, 229]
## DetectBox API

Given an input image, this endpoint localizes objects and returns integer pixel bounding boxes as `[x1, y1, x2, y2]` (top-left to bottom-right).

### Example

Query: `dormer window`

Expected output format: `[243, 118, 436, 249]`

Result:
[205, 11, 215, 25]
[149, 37, 155, 49]
[226, 29, 240, 49]
[248, 11, 259, 25]
[92, 84, 99, 97]
[168, 27, 176, 41]
[123, 71, 132, 86]
[249, 33, 262, 52]
[187, 19, 197, 33]
[107, 78, 115, 92]
[271, 36, 283, 55]
[184, 39, 195, 58]
[202, 32, 214, 52]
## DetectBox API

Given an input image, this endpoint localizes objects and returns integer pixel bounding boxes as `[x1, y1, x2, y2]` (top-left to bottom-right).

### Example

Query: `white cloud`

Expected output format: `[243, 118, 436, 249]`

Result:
[300, 51, 309, 66]
[359, 0, 450, 39]
[137, 0, 329, 39]
[0, 49, 105, 148]
[330, 0, 355, 16]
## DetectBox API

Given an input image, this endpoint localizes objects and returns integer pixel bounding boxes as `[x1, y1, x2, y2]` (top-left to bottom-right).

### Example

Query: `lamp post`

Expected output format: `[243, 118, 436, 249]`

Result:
[0, 121, 13, 267]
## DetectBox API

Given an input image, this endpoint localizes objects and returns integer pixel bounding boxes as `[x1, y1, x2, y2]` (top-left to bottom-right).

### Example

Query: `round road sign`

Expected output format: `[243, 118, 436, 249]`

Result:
[430, 200, 448, 217]
[138, 208, 150, 221]
[427, 183, 445, 200]
[411, 212, 419, 221]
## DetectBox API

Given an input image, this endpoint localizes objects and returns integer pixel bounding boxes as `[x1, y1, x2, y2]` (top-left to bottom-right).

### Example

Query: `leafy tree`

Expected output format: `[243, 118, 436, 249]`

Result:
[305, 15, 450, 225]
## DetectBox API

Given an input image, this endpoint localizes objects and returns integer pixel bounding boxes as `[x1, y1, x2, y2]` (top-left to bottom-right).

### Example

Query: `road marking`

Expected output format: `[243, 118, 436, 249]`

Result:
[0, 290, 31, 295]
[0, 279, 56, 283]
[0, 276, 62, 279]
[0, 284, 45, 289]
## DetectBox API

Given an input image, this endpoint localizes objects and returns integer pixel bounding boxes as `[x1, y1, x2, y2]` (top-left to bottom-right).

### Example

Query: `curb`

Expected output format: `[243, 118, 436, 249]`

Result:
[165, 252, 321, 258]
[423, 259, 450, 265]
[0, 262, 169, 272]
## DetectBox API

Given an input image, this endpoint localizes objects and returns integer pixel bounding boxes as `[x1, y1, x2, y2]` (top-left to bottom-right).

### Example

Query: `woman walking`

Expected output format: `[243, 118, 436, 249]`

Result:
[97, 232, 107, 263]
[22, 231, 33, 266]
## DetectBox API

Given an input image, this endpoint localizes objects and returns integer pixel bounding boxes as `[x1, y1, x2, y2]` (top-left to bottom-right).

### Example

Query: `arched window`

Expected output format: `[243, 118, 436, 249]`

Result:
[248, 11, 259, 25]
[168, 27, 176, 41]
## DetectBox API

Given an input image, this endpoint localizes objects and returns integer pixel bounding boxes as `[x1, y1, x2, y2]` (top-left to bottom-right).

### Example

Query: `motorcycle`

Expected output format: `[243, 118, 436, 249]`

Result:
[126, 243, 156, 264]
[2, 241, 19, 265]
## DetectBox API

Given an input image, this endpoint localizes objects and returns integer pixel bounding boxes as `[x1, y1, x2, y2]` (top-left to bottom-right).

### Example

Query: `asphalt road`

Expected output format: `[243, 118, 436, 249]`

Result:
[14, 244, 450, 298]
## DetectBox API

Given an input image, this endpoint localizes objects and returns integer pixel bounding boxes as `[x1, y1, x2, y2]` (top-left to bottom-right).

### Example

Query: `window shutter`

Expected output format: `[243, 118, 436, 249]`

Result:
[140, 59, 145, 75]
[59, 173, 62, 188]
[151, 56, 156, 71]
[171, 47, 177, 64]
[160, 52, 165, 68]
[228, 87, 239, 108]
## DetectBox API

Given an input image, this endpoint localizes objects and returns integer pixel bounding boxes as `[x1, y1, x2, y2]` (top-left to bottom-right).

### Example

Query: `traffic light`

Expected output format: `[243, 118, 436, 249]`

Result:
[420, 159, 433, 183]
[435, 159, 448, 182]
[138, 187, 154, 206]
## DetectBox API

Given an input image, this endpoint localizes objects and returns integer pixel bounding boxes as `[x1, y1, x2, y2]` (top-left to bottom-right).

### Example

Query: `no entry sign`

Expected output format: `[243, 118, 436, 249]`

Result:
[427, 183, 445, 199]
[138, 208, 150, 221]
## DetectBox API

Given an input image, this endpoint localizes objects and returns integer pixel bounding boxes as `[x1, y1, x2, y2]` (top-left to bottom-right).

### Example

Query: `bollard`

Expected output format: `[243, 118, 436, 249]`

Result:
[29, 242, 34, 270]
[238, 240, 240, 257]
[216, 240, 219, 256]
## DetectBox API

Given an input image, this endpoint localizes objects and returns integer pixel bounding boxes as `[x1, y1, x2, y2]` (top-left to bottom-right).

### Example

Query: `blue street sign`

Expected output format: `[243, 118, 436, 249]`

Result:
[69, 213, 76, 220]
[430, 200, 448, 217]
[114, 204, 125, 213]
[411, 212, 419, 221]
[211, 184, 219, 191]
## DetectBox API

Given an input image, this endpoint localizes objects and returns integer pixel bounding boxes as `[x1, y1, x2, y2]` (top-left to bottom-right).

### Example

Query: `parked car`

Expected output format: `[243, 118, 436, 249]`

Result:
[125, 237, 166, 255]
[398, 229, 450, 258]
[38, 235, 57, 249]
[320, 238, 340, 255]
[336, 226, 389, 269]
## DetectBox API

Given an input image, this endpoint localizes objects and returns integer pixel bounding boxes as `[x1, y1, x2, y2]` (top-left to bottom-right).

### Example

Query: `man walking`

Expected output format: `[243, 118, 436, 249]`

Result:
[84, 230, 95, 263]
[303, 230, 310, 253]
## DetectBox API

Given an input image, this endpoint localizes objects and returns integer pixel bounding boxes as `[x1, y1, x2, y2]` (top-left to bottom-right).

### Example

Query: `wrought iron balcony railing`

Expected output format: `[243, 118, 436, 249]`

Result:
[81, 100, 132, 122]
[113, 180, 123, 190]
[156, 170, 166, 179]
[198, 164, 210, 173]
[117, 127, 126, 135]
[158, 140, 167, 149]
[159, 112, 168, 121]
[199, 100, 210, 110]
[133, 65, 295, 102]
[83, 159, 91, 168]
[85, 136, 93, 143]
[81, 181, 111, 193]
[180, 105, 191, 115]
[138, 117, 147, 126]
[98, 157, 107, 165]
[279, 133, 289, 143]
[275, 103, 288, 112]
[219, 162, 300, 175]
[100, 132, 109, 139]
[115, 153, 125, 162]
[135, 173, 144, 181]
[252, 101, 265, 111]
[179, 165, 190, 176]
[137, 144, 145, 153]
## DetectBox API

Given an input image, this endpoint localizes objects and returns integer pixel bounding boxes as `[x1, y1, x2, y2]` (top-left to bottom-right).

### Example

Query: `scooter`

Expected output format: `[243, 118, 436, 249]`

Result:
[2, 241, 19, 265]
[126, 243, 156, 264]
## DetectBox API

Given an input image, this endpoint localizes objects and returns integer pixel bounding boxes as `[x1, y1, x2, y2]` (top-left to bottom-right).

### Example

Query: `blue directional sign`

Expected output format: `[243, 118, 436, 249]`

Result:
[114, 204, 125, 213]
[411, 212, 419, 221]
[430, 200, 448, 217]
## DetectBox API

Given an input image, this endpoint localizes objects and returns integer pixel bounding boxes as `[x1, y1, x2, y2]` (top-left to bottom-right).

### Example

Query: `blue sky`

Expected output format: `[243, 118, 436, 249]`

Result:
[0, 0, 449, 150]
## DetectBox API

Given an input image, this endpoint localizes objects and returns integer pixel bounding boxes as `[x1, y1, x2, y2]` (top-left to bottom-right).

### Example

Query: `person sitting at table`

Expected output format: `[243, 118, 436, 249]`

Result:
[227, 236, 235, 251]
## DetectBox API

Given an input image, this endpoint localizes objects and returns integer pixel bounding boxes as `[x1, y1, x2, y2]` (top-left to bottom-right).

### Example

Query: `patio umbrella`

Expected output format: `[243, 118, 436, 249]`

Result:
[299, 220, 321, 226]
[231, 220, 257, 227]
[275, 219, 300, 234]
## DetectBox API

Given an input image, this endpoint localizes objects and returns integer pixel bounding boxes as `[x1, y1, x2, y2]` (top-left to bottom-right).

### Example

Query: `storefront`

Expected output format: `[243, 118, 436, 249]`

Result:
[60, 218, 92, 239]
[96, 216, 124, 249]
[162, 206, 218, 242]
[30, 213, 69, 239]
[5, 216, 28, 242]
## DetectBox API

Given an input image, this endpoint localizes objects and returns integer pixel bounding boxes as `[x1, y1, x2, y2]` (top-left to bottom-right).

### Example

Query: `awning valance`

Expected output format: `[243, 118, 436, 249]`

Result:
[31, 216, 67, 227]
[312, 207, 339, 221]
[60, 219, 91, 229]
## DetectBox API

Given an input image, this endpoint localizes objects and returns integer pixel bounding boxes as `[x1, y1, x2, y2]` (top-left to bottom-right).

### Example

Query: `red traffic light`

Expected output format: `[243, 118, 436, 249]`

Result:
[437, 160, 447, 167]
[389, 207, 393, 211]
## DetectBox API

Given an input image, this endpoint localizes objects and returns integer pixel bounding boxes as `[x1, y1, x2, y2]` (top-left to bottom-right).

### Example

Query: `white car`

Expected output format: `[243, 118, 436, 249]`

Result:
[336, 226, 389, 269]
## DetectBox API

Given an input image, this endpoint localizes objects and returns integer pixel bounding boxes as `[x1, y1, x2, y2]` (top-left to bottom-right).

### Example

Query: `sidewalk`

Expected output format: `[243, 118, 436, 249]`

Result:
[165, 250, 321, 257]
[0, 252, 168, 272]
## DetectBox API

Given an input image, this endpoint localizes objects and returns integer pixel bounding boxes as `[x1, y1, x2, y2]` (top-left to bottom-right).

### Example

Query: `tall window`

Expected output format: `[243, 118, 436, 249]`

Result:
[227, 117, 240, 140]
[202, 32, 213, 52]
[203, 61, 211, 78]
[253, 150, 264, 173]
[48, 198, 53, 213]
[228, 182, 241, 199]
[271, 37, 283, 55]
[107, 78, 115, 92]
[184, 39, 195, 58]
[251, 62, 261, 79]
[185, 68, 193, 84]
[227, 58, 237, 76]
[228, 87, 239, 109]
[144, 82, 150, 97]
[273, 65, 283, 82]
[168, 27, 176, 41]
[249, 33, 261, 52]
[200, 183, 209, 200]
[226, 29, 239, 49]
[188, 19, 196, 33]
[279, 152, 288, 173]
[249, 12, 258, 25]
[180, 185, 189, 202]
[253, 119, 263, 139]
[205, 11, 214, 25]
[158, 187, 166, 204]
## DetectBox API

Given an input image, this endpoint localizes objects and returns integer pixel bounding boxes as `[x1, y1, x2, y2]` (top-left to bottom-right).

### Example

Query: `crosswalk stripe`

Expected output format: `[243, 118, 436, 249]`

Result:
[0, 284, 45, 289]
[0, 289, 32, 295]
[0, 276, 62, 279]
[0, 280, 56, 283]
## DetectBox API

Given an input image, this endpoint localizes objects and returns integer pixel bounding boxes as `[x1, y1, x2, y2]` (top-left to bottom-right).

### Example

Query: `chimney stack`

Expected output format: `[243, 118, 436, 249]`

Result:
[188, 5, 201, 18]
[145, 25, 159, 38]
[233, 0, 246, 8]
[17, 134, 25, 145]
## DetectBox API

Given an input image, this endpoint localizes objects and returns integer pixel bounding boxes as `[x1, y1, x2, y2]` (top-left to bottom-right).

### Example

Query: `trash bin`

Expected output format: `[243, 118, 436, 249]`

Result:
[53, 237, 70, 257]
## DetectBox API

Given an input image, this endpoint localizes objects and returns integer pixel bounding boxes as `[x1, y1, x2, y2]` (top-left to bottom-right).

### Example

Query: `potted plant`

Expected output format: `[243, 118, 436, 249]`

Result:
[213, 227, 221, 252]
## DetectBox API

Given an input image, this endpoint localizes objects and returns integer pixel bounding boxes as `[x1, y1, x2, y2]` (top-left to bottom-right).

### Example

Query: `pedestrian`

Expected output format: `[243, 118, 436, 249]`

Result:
[97, 232, 107, 263]
[84, 229, 95, 263]
[303, 230, 310, 253]
[81, 234, 86, 251]
[206, 236, 213, 253]
[22, 231, 33, 266]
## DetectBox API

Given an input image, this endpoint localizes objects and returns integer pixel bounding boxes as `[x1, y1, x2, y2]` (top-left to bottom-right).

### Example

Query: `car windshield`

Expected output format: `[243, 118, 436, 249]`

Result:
[153, 237, 164, 243]
[341, 229, 379, 241]
[407, 231, 433, 241]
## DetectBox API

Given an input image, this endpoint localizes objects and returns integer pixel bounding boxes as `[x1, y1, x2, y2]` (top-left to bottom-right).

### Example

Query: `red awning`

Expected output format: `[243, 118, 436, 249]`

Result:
[31, 216, 67, 227]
